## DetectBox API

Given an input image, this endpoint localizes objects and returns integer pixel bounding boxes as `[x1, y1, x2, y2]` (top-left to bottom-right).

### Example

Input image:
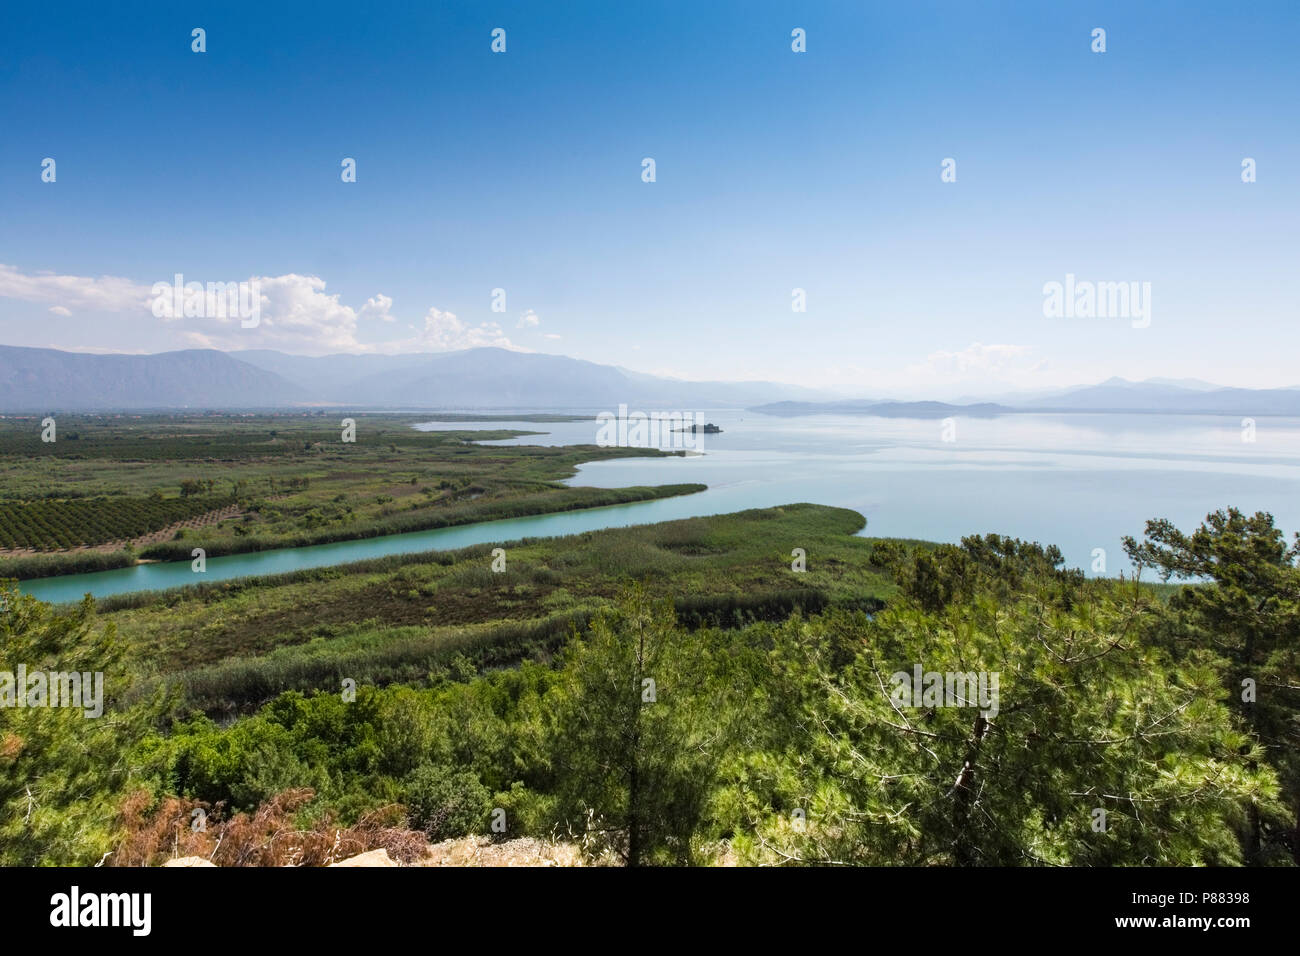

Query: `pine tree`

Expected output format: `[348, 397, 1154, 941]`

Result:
[544, 586, 729, 865]
[1126, 508, 1300, 864]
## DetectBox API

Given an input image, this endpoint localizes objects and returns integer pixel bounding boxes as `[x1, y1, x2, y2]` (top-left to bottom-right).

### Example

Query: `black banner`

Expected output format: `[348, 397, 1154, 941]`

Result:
[4, 865, 1278, 943]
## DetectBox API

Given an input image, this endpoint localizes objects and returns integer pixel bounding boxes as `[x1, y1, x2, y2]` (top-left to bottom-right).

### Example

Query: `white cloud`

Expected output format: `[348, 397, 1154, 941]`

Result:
[909, 342, 1041, 377]
[0, 263, 152, 311]
[542, 333, 562, 340]
[416, 307, 513, 350]
[359, 293, 394, 322]
[252, 274, 365, 349]
[161, 274, 370, 353]
[516, 309, 540, 328]
[892, 342, 1048, 395]
[0, 264, 518, 355]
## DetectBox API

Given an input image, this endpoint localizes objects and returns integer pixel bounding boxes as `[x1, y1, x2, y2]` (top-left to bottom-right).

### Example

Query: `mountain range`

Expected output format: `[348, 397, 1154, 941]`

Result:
[752, 377, 1300, 417]
[0, 345, 824, 411]
[4, 345, 1300, 416]
[755, 400, 1012, 419]
[1021, 377, 1300, 415]
[0, 346, 307, 410]
[756, 378, 1300, 417]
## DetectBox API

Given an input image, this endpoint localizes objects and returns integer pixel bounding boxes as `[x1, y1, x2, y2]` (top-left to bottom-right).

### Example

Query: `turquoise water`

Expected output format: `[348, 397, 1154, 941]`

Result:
[20, 410, 1300, 602]
[17, 494, 712, 604]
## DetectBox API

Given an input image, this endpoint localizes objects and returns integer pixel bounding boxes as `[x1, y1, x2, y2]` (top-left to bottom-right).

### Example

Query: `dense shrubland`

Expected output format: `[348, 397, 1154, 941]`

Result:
[1, 507, 1295, 865]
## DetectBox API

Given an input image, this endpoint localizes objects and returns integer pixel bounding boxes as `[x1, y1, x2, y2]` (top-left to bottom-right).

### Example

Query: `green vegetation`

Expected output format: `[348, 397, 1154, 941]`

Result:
[3, 503, 1295, 867]
[0, 412, 702, 578]
[1124, 511, 1300, 865]
[0, 594, 162, 864]
[0, 494, 233, 550]
[2, 410, 1293, 866]
[131, 482, 703, 564]
[104, 503, 882, 678]
[0, 550, 137, 581]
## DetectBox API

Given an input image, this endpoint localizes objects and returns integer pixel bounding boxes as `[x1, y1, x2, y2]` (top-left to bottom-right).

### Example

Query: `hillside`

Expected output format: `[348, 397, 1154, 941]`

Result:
[0, 346, 306, 410]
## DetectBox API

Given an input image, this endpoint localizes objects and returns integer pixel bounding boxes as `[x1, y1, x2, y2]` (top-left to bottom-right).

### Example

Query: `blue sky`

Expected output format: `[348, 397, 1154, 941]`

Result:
[1, 0, 1297, 395]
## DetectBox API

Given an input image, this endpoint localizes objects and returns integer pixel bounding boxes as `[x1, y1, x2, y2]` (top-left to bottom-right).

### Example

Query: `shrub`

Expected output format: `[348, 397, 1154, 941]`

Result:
[404, 765, 491, 840]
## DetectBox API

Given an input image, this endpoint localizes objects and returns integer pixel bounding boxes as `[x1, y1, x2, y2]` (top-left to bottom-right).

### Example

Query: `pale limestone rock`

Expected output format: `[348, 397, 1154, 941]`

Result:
[328, 848, 398, 867]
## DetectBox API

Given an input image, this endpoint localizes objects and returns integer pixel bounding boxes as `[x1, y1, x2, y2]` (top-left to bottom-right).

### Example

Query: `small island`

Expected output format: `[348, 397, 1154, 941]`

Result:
[674, 422, 723, 434]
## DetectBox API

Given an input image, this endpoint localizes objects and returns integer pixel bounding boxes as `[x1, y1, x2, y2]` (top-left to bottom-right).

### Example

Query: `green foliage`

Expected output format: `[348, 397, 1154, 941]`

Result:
[101, 504, 883, 678]
[0, 411, 703, 578]
[0, 494, 233, 552]
[403, 765, 491, 840]
[134, 483, 705, 563]
[3, 501, 1295, 868]
[721, 528, 1285, 866]
[1126, 508, 1300, 865]
[538, 588, 737, 864]
[158, 612, 589, 714]
[0, 583, 158, 864]
[0, 550, 135, 581]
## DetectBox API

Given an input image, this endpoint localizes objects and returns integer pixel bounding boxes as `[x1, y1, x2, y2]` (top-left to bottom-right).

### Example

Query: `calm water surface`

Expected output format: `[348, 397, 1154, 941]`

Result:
[21, 410, 1300, 601]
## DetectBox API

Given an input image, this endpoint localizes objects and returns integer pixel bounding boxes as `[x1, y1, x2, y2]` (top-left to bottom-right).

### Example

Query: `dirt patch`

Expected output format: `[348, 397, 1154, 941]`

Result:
[414, 836, 586, 867]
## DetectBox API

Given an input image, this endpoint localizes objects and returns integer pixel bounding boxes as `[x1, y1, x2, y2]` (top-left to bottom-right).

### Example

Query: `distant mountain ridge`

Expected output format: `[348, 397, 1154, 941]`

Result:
[6, 346, 1300, 415]
[0, 346, 307, 410]
[0, 345, 826, 411]
[758, 378, 1300, 418]
[755, 400, 1012, 418]
[232, 348, 829, 408]
[1018, 378, 1300, 415]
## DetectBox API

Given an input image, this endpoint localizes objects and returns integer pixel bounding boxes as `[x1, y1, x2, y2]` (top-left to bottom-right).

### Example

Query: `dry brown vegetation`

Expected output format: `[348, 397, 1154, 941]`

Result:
[111, 788, 590, 866]
[111, 788, 429, 867]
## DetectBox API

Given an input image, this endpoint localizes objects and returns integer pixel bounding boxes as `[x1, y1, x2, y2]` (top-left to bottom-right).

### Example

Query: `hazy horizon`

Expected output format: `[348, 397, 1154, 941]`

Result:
[6, 341, 1300, 407]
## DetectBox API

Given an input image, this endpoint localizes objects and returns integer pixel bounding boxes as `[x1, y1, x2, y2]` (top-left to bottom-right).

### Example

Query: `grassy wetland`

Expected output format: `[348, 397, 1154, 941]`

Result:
[0, 412, 702, 578]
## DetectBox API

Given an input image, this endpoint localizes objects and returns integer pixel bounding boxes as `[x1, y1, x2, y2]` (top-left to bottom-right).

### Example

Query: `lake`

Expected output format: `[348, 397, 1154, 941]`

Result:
[19, 410, 1300, 602]
[433, 408, 1300, 575]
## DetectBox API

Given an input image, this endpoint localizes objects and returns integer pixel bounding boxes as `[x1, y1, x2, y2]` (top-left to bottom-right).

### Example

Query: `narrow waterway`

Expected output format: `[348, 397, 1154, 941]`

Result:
[17, 491, 713, 604]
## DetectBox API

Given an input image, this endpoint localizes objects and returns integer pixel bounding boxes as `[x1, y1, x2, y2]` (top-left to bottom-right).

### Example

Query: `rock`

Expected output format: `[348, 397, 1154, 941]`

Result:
[162, 856, 216, 867]
[415, 836, 584, 867]
[328, 848, 398, 867]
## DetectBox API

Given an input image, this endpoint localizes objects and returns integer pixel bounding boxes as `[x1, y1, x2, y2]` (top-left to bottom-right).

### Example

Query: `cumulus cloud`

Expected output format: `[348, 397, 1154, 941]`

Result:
[0, 263, 152, 312]
[516, 309, 540, 328]
[416, 307, 513, 350]
[252, 274, 366, 349]
[359, 293, 394, 322]
[159, 273, 377, 353]
[0, 264, 518, 355]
